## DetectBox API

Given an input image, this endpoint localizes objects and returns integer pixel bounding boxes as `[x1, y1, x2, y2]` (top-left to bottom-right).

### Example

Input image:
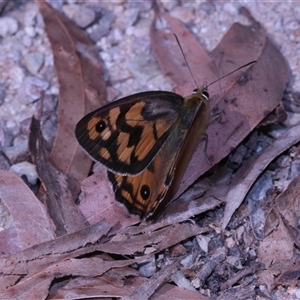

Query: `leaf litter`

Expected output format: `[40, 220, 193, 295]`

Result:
[1, 2, 300, 299]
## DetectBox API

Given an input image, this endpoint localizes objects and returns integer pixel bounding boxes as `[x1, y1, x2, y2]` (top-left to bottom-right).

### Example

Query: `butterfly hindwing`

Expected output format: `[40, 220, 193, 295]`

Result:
[107, 132, 180, 218]
[75, 91, 184, 175]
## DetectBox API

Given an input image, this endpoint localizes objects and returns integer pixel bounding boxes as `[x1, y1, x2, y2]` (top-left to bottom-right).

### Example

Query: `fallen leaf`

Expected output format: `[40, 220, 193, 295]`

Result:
[0, 220, 111, 298]
[150, 8, 290, 206]
[78, 170, 140, 228]
[257, 221, 294, 290]
[257, 176, 300, 289]
[221, 121, 300, 232]
[29, 117, 85, 236]
[0, 170, 54, 253]
[39, 1, 107, 197]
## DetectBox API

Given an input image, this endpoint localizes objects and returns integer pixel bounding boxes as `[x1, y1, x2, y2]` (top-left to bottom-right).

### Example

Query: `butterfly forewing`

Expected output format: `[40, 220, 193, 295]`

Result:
[75, 91, 184, 175]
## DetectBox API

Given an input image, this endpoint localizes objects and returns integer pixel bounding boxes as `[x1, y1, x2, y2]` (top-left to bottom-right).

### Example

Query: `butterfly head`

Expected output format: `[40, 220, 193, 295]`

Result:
[188, 85, 210, 110]
[192, 86, 209, 102]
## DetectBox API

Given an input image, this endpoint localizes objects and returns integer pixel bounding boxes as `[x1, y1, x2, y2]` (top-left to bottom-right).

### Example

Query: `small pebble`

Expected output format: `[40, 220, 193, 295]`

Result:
[74, 6, 96, 28]
[88, 10, 115, 42]
[223, 2, 239, 15]
[0, 87, 6, 106]
[9, 65, 25, 89]
[24, 26, 36, 37]
[0, 151, 11, 171]
[22, 35, 32, 47]
[22, 76, 49, 101]
[0, 17, 18, 37]
[48, 0, 63, 11]
[23, 5, 38, 27]
[24, 52, 44, 74]
[3, 140, 28, 163]
[225, 237, 235, 248]
[63, 4, 95, 28]
[5, 120, 17, 130]
[196, 235, 210, 253]
[115, 8, 139, 29]
[139, 257, 156, 277]
[10, 161, 38, 185]
[171, 7, 194, 23]
[62, 3, 78, 19]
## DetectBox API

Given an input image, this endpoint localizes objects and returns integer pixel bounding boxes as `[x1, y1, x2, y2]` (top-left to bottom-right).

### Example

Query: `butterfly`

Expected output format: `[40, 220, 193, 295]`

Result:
[75, 87, 210, 219]
[75, 56, 256, 219]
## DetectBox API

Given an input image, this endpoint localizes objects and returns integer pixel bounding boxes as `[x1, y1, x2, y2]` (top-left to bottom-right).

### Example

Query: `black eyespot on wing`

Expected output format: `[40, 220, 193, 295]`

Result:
[140, 185, 150, 200]
[95, 120, 107, 132]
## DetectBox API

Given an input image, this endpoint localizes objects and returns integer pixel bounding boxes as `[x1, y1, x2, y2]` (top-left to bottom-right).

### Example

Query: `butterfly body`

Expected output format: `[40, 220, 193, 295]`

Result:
[75, 87, 210, 219]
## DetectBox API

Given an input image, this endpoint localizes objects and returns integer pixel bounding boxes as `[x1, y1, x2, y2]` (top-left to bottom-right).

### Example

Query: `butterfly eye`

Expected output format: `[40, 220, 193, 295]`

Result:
[140, 185, 150, 200]
[96, 120, 107, 133]
[201, 90, 209, 100]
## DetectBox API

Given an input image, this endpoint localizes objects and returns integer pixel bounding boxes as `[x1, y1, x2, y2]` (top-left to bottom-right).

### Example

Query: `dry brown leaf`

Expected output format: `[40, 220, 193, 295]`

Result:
[0, 221, 206, 298]
[0, 227, 21, 256]
[101, 223, 204, 256]
[78, 170, 140, 227]
[123, 258, 181, 300]
[51, 279, 207, 300]
[151, 283, 208, 300]
[263, 176, 300, 245]
[0, 170, 54, 253]
[39, 1, 107, 195]
[156, 192, 221, 226]
[257, 219, 294, 290]
[256, 176, 300, 289]
[150, 12, 216, 87]
[49, 277, 141, 299]
[275, 256, 300, 288]
[150, 8, 290, 205]
[0, 221, 111, 298]
[221, 121, 300, 232]
[2, 256, 149, 300]
[29, 117, 85, 235]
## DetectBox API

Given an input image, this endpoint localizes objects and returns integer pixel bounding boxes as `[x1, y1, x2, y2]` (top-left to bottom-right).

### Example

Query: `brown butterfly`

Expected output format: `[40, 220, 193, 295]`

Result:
[75, 56, 256, 219]
[75, 87, 210, 219]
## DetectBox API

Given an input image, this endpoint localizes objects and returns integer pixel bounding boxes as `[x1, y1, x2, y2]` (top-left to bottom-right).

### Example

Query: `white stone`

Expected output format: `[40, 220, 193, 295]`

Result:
[9, 66, 25, 88]
[22, 76, 49, 101]
[74, 6, 95, 28]
[24, 52, 44, 74]
[62, 3, 79, 19]
[10, 161, 38, 185]
[295, 288, 300, 298]
[24, 26, 36, 37]
[223, 3, 238, 15]
[0, 17, 18, 37]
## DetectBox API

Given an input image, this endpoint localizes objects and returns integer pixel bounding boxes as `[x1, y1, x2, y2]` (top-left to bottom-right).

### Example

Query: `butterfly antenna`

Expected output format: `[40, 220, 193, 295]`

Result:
[174, 34, 199, 88]
[207, 60, 257, 88]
